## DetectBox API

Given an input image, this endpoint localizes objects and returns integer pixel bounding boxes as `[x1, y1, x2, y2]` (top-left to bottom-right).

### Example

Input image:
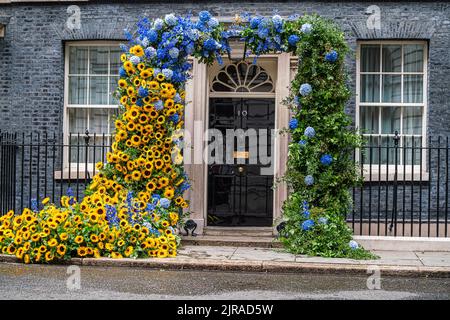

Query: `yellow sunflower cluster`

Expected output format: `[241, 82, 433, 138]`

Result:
[0, 44, 189, 263]
[0, 192, 179, 263]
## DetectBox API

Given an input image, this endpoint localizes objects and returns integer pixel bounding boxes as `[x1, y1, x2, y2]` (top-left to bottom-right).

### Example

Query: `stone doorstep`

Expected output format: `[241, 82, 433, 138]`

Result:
[181, 235, 450, 252]
[180, 235, 283, 248]
[1, 254, 449, 278]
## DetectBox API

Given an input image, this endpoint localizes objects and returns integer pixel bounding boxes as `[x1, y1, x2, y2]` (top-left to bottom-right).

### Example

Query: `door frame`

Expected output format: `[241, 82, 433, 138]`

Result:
[184, 53, 292, 235]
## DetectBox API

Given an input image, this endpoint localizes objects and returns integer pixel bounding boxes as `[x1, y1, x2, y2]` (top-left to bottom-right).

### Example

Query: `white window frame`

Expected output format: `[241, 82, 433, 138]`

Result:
[60, 41, 120, 178]
[356, 40, 428, 181]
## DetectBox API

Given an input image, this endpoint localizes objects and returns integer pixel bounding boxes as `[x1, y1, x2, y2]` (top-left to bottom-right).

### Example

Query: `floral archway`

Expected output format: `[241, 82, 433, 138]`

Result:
[0, 12, 373, 263]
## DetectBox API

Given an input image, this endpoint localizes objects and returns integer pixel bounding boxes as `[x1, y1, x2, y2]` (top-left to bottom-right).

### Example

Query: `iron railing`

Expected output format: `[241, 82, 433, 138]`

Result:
[0, 130, 449, 237]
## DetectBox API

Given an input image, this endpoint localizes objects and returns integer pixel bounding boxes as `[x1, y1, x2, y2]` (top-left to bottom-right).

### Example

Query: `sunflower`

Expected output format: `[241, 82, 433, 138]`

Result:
[59, 233, 68, 241]
[74, 235, 84, 244]
[156, 73, 165, 82]
[90, 234, 99, 243]
[89, 213, 99, 224]
[45, 251, 54, 262]
[42, 197, 50, 205]
[163, 187, 174, 199]
[156, 115, 165, 124]
[124, 246, 134, 257]
[157, 250, 168, 258]
[77, 247, 87, 257]
[131, 170, 141, 181]
[47, 238, 58, 247]
[118, 79, 128, 88]
[111, 252, 123, 259]
[56, 244, 66, 256]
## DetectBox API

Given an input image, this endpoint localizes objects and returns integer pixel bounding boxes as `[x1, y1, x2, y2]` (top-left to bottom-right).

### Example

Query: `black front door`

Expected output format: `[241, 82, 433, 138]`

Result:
[207, 98, 275, 227]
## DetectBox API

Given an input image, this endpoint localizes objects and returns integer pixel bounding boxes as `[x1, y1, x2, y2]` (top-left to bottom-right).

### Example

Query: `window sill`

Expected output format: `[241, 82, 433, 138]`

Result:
[53, 170, 94, 181]
[362, 172, 429, 182]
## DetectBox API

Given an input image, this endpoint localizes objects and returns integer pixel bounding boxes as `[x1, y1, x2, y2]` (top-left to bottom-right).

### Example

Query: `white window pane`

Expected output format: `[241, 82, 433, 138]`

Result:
[109, 76, 119, 105]
[361, 74, 380, 102]
[360, 106, 379, 134]
[404, 75, 423, 103]
[381, 106, 401, 134]
[361, 45, 380, 72]
[363, 136, 381, 164]
[380, 136, 399, 165]
[69, 46, 88, 74]
[90, 108, 109, 133]
[404, 136, 422, 165]
[382, 75, 401, 103]
[382, 45, 401, 72]
[110, 47, 122, 75]
[69, 136, 87, 164]
[89, 76, 109, 105]
[69, 108, 88, 134]
[403, 106, 422, 135]
[89, 47, 109, 74]
[68, 76, 87, 104]
[404, 45, 424, 72]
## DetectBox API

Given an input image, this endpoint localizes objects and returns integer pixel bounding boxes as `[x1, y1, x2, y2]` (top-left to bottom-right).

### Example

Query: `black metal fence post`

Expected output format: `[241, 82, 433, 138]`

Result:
[390, 131, 400, 235]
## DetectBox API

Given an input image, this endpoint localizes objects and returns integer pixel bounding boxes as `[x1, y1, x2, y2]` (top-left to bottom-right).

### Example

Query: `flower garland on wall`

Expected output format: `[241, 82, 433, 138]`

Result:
[0, 12, 373, 263]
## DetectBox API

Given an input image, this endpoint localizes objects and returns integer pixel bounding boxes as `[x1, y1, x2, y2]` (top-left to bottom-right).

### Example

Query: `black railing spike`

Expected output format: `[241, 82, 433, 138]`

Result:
[84, 129, 90, 145]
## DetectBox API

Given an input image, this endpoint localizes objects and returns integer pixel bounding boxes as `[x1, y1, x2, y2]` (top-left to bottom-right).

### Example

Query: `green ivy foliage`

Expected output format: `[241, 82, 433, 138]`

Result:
[279, 15, 375, 259]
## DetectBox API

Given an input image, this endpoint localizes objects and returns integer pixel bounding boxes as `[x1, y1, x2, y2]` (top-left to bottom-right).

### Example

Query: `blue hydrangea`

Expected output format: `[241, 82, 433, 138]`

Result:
[138, 87, 149, 97]
[304, 175, 314, 186]
[165, 14, 177, 26]
[169, 47, 179, 59]
[178, 181, 191, 192]
[169, 114, 179, 123]
[119, 43, 128, 52]
[318, 217, 328, 225]
[207, 18, 219, 28]
[153, 18, 164, 30]
[162, 68, 173, 80]
[298, 140, 307, 147]
[272, 15, 283, 30]
[129, 55, 141, 65]
[199, 11, 212, 22]
[303, 210, 310, 218]
[154, 100, 164, 111]
[174, 93, 182, 103]
[119, 67, 127, 78]
[293, 95, 300, 106]
[301, 23, 312, 34]
[145, 47, 157, 59]
[299, 83, 312, 96]
[67, 187, 74, 198]
[320, 154, 333, 166]
[288, 34, 300, 46]
[325, 50, 338, 63]
[289, 118, 298, 130]
[204, 38, 220, 51]
[349, 240, 359, 250]
[31, 198, 38, 212]
[250, 16, 262, 28]
[146, 203, 155, 212]
[153, 68, 161, 75]
[141, 37, 149, 48]
[304, 126, 316, 138]
[301, 219, 315, 231]
[187, 28, 200, 41]
[159, 198, 171, 209]
[148, 29, 158, 43]
[302, 200, 309, 210]
[105, 205, 119, 227]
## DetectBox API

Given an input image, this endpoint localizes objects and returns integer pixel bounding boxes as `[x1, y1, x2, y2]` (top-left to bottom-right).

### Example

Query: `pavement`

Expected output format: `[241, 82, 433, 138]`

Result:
[0, 262, 449, 299]
[1, 245, 450, 277]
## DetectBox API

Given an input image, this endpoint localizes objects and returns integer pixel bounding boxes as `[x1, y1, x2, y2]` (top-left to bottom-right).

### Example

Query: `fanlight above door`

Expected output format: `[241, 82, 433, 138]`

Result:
[210, 61, 275, 94]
